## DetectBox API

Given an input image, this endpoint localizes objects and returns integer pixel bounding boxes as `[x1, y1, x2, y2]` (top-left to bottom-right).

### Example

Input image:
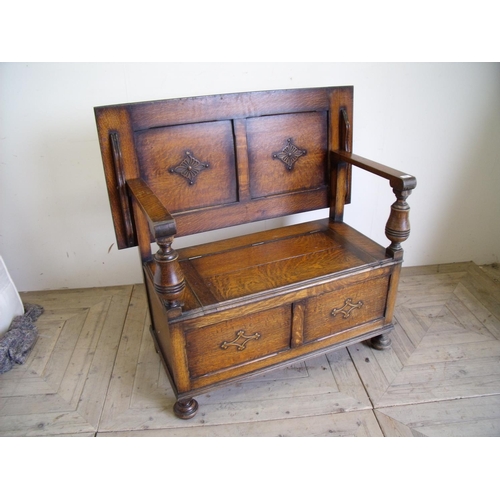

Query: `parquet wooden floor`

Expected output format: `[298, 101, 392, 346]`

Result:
[1, 262, 499, 436]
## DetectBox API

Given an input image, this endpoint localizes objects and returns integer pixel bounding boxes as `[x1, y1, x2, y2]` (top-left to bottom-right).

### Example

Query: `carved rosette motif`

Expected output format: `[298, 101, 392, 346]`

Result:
[169, 151, 209, 185]
[272, 138, 307, 171]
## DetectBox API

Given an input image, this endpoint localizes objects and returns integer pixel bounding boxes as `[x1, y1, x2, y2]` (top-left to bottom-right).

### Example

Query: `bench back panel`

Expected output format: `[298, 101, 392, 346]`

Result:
[95, 86, 353, 248]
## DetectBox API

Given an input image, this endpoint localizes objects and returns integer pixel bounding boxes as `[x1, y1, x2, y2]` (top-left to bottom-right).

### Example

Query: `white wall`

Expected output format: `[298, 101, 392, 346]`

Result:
[1, 62, 499, 292]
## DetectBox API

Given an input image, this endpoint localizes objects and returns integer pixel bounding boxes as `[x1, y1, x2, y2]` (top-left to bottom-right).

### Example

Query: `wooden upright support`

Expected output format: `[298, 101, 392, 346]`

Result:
[385, 188, 412, 259]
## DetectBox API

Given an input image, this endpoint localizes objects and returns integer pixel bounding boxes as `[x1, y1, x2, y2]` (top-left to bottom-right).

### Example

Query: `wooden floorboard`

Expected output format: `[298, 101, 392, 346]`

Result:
[0, 286, 133, 436]
[375, 395, 500, 437]
[349, 262, 500, 414]
[97, 409, 384, 437]
[1, 262, 499, 437]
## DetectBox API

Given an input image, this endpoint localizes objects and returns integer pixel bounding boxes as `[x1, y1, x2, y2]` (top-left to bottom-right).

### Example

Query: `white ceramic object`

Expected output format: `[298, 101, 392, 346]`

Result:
[0, 255, 24, 335]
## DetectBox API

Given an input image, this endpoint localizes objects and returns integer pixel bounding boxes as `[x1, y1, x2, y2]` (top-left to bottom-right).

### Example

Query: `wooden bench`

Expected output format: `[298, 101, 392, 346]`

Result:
[95, 86, 416, 419]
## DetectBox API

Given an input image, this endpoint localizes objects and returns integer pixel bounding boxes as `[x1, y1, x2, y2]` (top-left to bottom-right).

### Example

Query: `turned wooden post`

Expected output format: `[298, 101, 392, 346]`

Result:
[385, 188, 412, 259]
[154, 236, 185, 314]
[125, 179, 186, 316]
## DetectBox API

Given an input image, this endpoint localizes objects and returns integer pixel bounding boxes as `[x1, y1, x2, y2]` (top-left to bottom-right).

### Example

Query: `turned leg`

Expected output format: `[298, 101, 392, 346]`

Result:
[370, 333, 392, 350]
[174, 398, 199, 419]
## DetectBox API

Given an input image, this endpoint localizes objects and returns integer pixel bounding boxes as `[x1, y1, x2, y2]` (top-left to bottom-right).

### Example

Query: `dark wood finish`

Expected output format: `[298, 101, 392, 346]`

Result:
[94, 87, 416, 418]
[173, 398, 199, 419]
[370, 333, 393, 350]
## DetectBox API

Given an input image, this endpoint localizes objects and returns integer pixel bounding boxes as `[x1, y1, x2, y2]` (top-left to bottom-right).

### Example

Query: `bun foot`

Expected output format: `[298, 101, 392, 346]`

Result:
[370, 333, 392, 350]
[174, 398, 199, 419]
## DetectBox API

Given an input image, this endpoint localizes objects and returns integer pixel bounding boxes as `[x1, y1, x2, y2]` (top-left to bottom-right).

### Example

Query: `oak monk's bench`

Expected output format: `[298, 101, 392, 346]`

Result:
[95, 86, 416, 419]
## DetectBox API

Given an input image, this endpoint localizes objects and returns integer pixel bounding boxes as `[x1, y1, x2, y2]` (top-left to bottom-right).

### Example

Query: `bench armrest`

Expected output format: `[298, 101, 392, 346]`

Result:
[331, 150, 417, 259]
[127, 178, 185, 313]
[331, 150, 417, 191]
[127, 178, 177, 239]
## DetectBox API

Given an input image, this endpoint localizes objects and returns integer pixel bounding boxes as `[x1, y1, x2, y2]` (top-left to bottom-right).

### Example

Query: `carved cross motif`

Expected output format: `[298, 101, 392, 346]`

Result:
[272, 138, 307, 171]
[169, 151, 209, 185]
[331, 298, 364, 319]
[220, 330, 261, 351]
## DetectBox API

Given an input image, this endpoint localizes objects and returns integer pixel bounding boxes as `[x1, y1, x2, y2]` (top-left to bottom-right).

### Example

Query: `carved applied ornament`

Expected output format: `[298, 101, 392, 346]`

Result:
[331, 298, 363, 319]
[272, 138, 307, 171]
[169, 151, 209, 185]
[220, 330, 261, 351]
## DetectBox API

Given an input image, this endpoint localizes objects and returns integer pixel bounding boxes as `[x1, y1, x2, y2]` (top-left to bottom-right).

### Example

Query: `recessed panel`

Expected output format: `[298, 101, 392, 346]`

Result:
[135, 121, 237, 214]
[247, 111, 328, 199]
[304, 275, 390, 343]
[185, 305, 291, 379]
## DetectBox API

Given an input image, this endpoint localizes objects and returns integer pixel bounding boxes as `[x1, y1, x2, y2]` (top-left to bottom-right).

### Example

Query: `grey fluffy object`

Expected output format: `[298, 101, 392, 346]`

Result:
[0, 303, 43, 374]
